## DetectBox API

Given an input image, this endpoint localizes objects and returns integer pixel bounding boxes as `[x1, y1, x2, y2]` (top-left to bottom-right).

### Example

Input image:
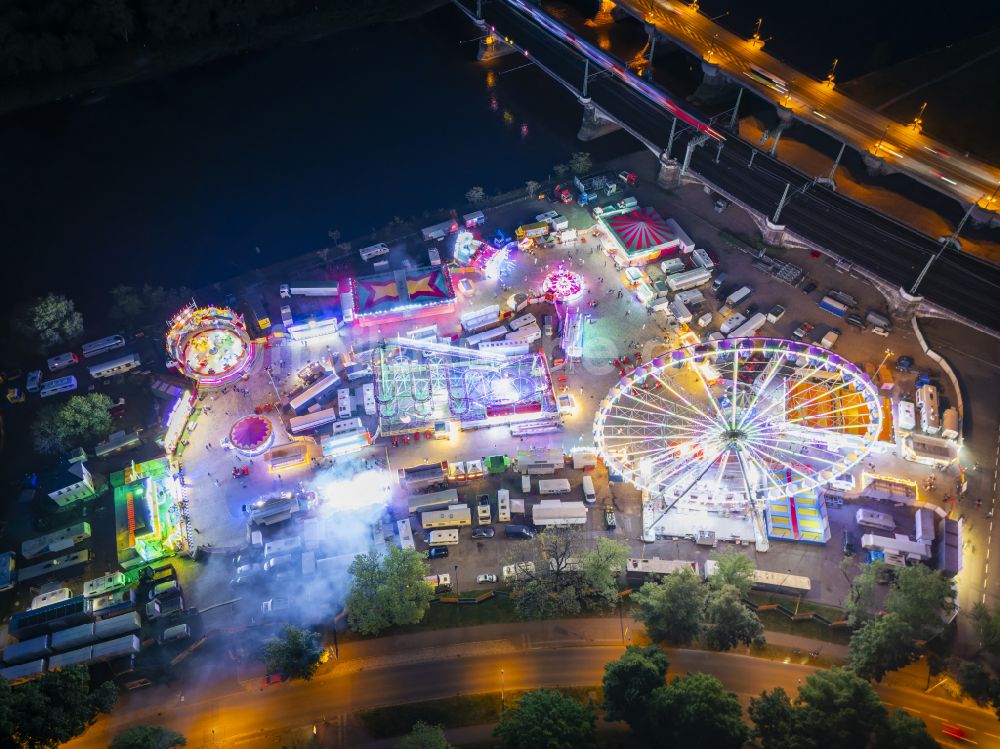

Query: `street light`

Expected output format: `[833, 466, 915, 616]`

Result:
[500, 668, 506, 713]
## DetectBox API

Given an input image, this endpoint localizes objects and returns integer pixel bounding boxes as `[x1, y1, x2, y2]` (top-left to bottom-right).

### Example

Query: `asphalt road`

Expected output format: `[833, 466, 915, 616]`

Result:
[67, 627, 1000, 749]
[470, 0, 1000, 331]
[616, 0, 1000, 206]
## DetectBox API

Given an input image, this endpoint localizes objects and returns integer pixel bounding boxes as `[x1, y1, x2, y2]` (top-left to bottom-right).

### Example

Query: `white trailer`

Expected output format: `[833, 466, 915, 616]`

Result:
[855, 508, 896, 531]
[497, 489, 511, 522]
[427, 529, 460, 546]
[668, 299, 692, 324]
[537, 479, 571, 495]
[666, 268, 711, 292]
[897, 400, 916, 432]
[723, 286, 752, 311]
[727, 312, 767, 338]
[421, 505, 472, 528]
[720, 313, 747, 335]
[531, 499, 587, 526]
[941, 407, 959, 440]
[861, 533, 931, 564]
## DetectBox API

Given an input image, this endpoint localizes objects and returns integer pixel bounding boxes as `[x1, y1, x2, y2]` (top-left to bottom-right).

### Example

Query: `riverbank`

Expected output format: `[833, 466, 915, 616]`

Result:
[0, 0, 446, 118]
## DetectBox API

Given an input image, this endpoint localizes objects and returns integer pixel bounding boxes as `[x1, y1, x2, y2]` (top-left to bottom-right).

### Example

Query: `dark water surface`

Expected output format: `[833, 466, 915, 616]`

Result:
[0, 5, 635, 319]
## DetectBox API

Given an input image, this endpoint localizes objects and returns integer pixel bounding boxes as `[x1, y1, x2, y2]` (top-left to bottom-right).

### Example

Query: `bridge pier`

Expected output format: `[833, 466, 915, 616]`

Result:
[657, 152, 681, 190]
[888, 288, 925, 326]
[692, 61, 733, 103]
[861, 153, 897, 177]
[761, 219, 786, 246]
[477, 25, 516, 61]
[577, 98, 622, 141]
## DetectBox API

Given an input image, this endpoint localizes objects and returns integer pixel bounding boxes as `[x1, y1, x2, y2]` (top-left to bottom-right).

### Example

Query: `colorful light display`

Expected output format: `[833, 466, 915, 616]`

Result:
[166, 304, 255, 387]
[229, 414, 275, 456]
[350, 265, 457, 325]
[593, 338, 881, 505]
[541, 267, 585, 302]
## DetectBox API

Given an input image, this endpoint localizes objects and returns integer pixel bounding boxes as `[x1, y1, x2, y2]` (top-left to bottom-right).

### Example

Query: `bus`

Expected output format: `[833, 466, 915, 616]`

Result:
[40, 376, 78, 398]
[81, 335, 125, 359]
[47, 353, 78, 373]
[87, 353, 141, 379]
[465, 326, 508, 347]
[477, 340, 530, 356]
[288, 372, 340, 414]
[509, 313, 537, 332]
[745, 65, 789, 94]
[359, 243, 389, 261]
[288, 407, 338, 434]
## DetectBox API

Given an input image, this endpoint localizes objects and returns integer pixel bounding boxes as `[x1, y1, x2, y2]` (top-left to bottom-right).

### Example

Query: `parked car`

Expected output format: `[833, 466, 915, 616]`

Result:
[845, 313, 866, 330]
[477, 573, 498, 584]
[427, 546, 449, 559]
[472, 527, 496, 539]
[801, 280, 817, 295]
[604, 509, 617, 529]
[871, 325, 890, 337]
[792, 322, 814, 340]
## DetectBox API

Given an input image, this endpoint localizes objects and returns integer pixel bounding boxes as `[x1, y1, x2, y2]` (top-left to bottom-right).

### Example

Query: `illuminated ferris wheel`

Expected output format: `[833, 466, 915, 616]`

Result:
[592, 337, 883, 519]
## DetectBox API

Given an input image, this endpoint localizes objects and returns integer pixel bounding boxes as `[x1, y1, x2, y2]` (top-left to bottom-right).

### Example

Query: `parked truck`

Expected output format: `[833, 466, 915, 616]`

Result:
[279, 283, 340, 298]
[722, 286, 752, 312]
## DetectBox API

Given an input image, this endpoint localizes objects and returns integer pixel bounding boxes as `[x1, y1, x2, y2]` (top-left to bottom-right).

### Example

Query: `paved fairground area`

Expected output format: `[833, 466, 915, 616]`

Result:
[168, 157, 978, 627]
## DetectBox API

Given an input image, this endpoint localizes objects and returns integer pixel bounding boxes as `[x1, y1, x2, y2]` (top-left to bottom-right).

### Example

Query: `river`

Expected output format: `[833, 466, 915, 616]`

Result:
[0, 4, 636, 321]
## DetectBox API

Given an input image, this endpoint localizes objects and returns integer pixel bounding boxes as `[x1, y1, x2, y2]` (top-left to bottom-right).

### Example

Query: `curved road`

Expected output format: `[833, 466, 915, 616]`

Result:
[67, 620, 1000, 749]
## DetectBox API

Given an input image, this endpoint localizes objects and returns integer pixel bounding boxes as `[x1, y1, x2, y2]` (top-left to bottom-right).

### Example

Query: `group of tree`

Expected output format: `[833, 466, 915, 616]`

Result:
[31, 392, 115, 455]
[843, 561, 955, 681]
[507, 529, 629, 618]
[946, 600, 1000, 716]
[602, 645, 747, 748]
[0, 666, 117, 748]
[347, 546, 433, 635]
[748, 667, 938, 749]
[107, 283, 193, 325]
[0, 0, 316, 79]
[14, 294, 84, 354]
[552, 152, 593, 179]
[110, 724, 186, 749]
[395, 721, 453, 749]
[632, 550, 764, 650]
[262, 625, 325, 681]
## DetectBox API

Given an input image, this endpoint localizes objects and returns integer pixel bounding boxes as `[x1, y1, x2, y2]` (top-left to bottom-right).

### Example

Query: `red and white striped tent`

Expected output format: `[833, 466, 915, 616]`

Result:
[603, 207, 681, 263]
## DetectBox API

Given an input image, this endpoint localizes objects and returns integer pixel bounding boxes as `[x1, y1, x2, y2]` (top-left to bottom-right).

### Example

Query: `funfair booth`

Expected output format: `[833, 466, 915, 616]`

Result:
[351, 266, 457, 326]
[600, 207, 687, 266]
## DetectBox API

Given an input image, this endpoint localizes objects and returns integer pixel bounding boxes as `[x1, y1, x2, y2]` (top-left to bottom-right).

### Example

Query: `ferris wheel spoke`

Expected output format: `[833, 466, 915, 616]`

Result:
[734, 354, 788, 430]
[645, 373, 719, 424]
[748, 436, 845, 470]
[738, 443, 792, 496]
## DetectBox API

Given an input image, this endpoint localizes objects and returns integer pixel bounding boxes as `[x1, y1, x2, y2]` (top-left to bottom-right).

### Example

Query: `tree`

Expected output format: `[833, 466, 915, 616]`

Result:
[793, 668, 887, 749]
[875, 708, 940, 749]
[848, 613, 917, 682]
[843, 560, 885, 627]
[580, 538, 628, 609]
[347, 546, 432, 635]
[954, 660, 998, 706]
[465, 186, 486, 205]
[510, 528, 585, 619]
[568, 152, 592, 175]
[601, 645, 668, 727]
[31, 393, 115, 455]
[493, 690, 597, 749]
[702, 584, 764, 651]
[17, 294, 83, 352]
[553, 163, 570, 179]
[110, 725, 186, 749]
[633, 569, 705, 645]
[395, 721, 453, 749]
[972, 601, 1000, 656]
[708, 550, 755, 596]
[885, 564, 954, 639]
[109, 284, 146, 322]
[1, 666, 117, 748]
[525, 180, 541, 198]
[748, 687, 797, 749]
[262, 626, 323, 681]
[644, 673, 748, 749]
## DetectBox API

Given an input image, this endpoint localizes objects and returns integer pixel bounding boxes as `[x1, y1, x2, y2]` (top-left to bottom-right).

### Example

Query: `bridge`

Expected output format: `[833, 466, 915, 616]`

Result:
[454, 0, 1000, 332]
[611, 0, 1000, 220]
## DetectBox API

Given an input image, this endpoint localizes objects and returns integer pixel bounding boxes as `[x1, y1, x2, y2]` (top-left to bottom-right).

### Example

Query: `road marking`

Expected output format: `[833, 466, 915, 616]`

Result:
[985, 732, 1000, 740]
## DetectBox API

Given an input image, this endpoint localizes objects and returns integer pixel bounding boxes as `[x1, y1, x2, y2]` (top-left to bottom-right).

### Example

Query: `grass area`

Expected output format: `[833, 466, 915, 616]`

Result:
[357, 686, 602, 739]
[840, 28, 1000, 164]
[748, 591, 852, 646]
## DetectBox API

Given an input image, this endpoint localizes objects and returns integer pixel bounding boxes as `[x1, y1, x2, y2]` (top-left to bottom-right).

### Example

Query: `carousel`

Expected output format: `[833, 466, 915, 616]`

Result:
[166, 304, 256, 387]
